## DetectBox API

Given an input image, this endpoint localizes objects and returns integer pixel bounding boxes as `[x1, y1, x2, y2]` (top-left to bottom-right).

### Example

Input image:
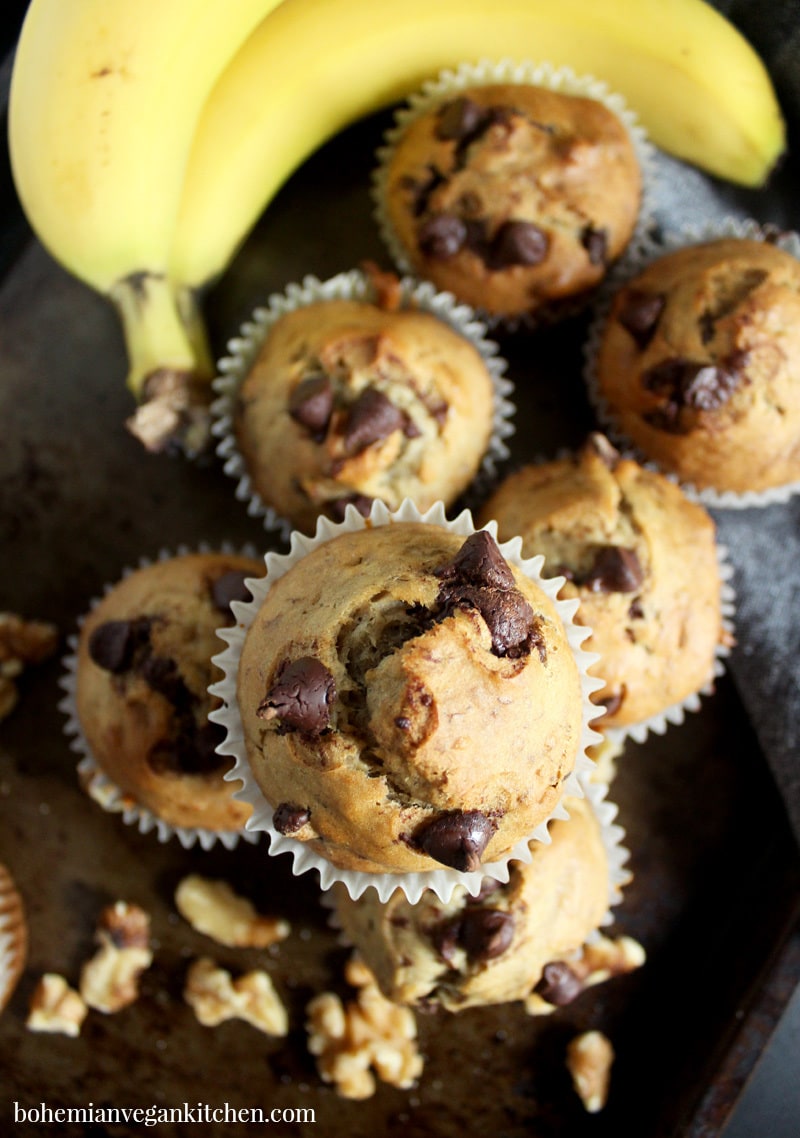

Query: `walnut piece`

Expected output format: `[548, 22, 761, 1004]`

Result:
[566, 1030, 614, 1113]
[0, 613, 58, 722]
[27, 974, 88, 1037]
[175, 875, 290, 949]
[184, 957, 288, 1037]
[79, 901, 153, 1013]
[306, 955, 424, 1100]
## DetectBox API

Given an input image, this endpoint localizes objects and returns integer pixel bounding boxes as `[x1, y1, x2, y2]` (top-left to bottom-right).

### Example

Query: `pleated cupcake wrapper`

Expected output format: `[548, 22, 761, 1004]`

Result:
[0, 863, 27, 1013]
[57, 542, 262, 852]
[211, 267, 516, 541]
[210, 497, 605, 905]
[583, 216, 800, 509]
[372, 59, 658, 332]
[321, 773, 631, 969]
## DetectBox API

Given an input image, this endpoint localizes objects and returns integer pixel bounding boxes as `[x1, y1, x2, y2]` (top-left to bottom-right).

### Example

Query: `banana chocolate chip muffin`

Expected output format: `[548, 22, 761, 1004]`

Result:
[75, 552, 264, 834]
[231, 289, 499, 534]
[479, 434, 726, 730]
[378, 83, 642, 319]
[235, 524, 585, 875]
[331, 796, 610, 1011]
[592, 236, 800, 495]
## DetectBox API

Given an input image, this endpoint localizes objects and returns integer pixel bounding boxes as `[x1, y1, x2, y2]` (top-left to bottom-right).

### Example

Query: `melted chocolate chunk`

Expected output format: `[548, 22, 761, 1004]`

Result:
[147, 719, 227, 777]
[487, 220, 549, 270]
[434, 532, 542, 659]
[210, 569, 252, 614]
[327, 494, 374, 522]
[431, 919, 462, 967]
[642, 354, 744, 427]
[583, 546, 644, 594]
[88, 618, 150, 674]
[435, 96, 487, 142]
[418, 213, 468, 259]
[414, 809, 497, 872]
[534, 960, 583, 1006]
[435, 531, 515, 590]
[590, 686, 625, 720]
[289, 374, 334, 439]
[617, 289, 665, 349]
[581, 225, 608, 266]
[407, 165, 446, 218]
[273, 802, 311, 834]
[342, 388, 407, 453]
[257, 657, 336, 737]
[458, 908, 515, 962]
[140, 654, 190, 708]
[194, 720, 227, 767]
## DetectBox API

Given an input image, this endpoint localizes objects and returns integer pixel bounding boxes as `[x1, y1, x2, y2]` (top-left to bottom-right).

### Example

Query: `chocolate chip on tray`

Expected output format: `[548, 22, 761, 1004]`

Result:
[257, 656, 336, 737]
[210, 569, 252, 614]
[534, 960, 583, 1006]
[414, 809, 497, 872]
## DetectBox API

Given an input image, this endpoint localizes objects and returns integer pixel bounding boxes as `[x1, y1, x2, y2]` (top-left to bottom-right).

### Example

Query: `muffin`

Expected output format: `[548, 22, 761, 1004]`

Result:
[0, 863, 27, 1014]
[331, 796, 611, 1011]
[74, 551, 264, 834]
[234, 524, 586, 876]
[591, 235, 800, 495]
[479, 434, 727, 730]
[377, 81, 643, 320]
[228, 281, 503, 535]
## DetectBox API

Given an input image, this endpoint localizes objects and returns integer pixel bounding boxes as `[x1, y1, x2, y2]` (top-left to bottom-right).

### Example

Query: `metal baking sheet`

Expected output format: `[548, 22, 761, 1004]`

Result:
[1, 108, 799, 1138]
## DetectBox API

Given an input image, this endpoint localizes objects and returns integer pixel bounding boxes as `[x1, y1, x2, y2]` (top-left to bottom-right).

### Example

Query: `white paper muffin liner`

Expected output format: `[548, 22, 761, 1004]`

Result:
[58, 543, 263, 852]
[322, 773, 631, 945]
[210, 497, 605, 904]
[583, 216, 800, 509]
[372, 59, 658, 331]
[0, 863, 27, 1013]
[211, 267, 516, 541]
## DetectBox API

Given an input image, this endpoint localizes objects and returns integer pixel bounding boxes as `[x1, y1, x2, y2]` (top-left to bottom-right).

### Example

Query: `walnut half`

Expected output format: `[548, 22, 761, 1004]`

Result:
[184, 957, 288, 1037]
[174, 875, 290, 949]
[79, 901, 153, 1014]
[306, 955, 424, 1100]
[27, 974, 88, 1037]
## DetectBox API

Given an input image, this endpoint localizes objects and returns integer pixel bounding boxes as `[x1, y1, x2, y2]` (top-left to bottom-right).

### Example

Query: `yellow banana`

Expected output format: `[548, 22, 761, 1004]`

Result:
[169, 0, 785, 291]
[8, 0, 284, 453]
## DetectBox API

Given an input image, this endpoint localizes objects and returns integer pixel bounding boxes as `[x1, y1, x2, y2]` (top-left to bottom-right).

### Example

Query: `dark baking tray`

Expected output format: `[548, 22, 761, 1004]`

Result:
[1, 104, 799, 1137]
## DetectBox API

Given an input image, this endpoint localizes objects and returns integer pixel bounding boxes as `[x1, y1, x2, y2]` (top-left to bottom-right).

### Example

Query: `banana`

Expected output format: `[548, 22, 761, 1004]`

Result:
[169, 0, 785, 292]
[8, 0, 285, 454]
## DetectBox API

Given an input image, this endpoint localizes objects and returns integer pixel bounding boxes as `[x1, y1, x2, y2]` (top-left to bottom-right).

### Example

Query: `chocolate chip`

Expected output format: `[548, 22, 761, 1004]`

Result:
[327, 494, 374, 522]
[414, 809, 497, 872]
[289, 373, 334, 439]
[583, 546, 644, 594]
[590, 686, 625, 720]
[681, 359, 742, 411]
[431, 919, 462, 966]
[435, 531, 516, 590]
[435, 96, 486, 141]
[342, 388, 407, 453]
[534, 961, 583, 1006]
[395, 716, 412, 730]
[459, 908, 515, 962]
[194, 720, 227, 769]
[257, 657, 336, 737]
[617, 289, 665, 349]
[147, 722, 227, 777]
[140, 654, 190, 707]
[418, 213, 467, 259]
[273, 802, 311, 834]
[628, 598, 645, 620]
[210, 569, 252, 614]
[487, 220, 549, 270]
[642, 354, 742, 423]
[87, 623, 139, 673]
[581, 225, 608, 266]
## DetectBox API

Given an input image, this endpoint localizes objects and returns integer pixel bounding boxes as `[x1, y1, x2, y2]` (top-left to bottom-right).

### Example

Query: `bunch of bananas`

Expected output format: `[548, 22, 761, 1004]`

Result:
[8, 0, 785, 454]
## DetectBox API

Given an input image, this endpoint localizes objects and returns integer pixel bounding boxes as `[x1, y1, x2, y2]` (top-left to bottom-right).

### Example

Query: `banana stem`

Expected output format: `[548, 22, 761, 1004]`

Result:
[110, 272, 215, 457]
